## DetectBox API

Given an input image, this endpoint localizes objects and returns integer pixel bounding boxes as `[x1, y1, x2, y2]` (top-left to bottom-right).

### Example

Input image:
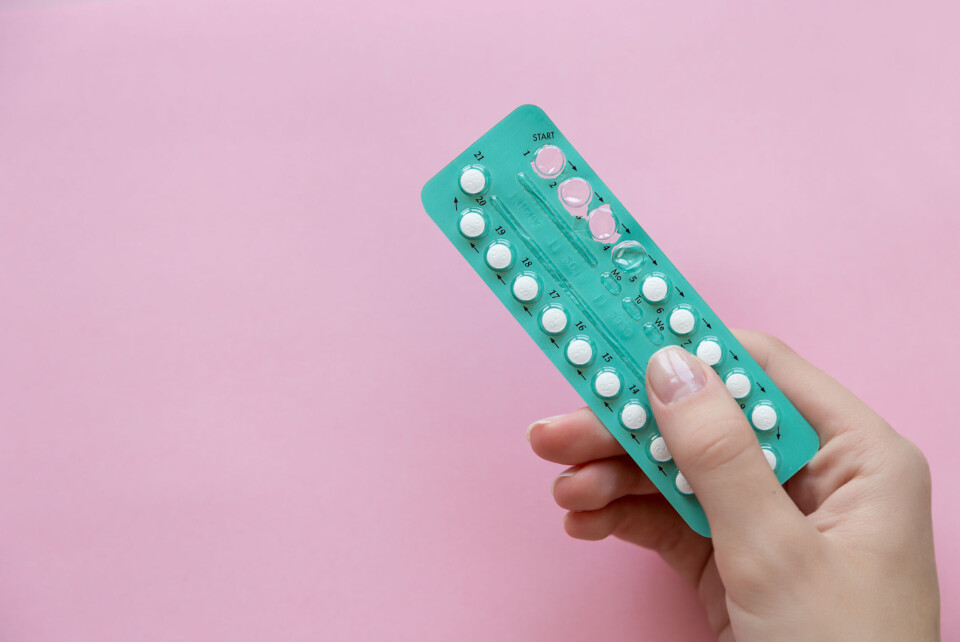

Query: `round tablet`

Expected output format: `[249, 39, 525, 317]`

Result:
[762, 447, 778, 470]
[696, 339, 723, 366]
[751, 403, 779, 431]
[668, 308, 697, 335]
[533, 145, 566, 178]
[649, 436, 672, 462]
[512, 274, 540, 302]
[565, 338, 594, 367]
[675, 472, 694, 495]
[459, 167, 487, 195]
[641, 275, 669, 303]
[485, 242, 514, 271]
[539, 306, 568, 334]
[593, 370, 622, 399]
[620, 402, 648, 431]
[458, 210, 486, 239]
[588, 204, 618, 241]
[558, 177, 593, 208]
[725, 372, 752, 399]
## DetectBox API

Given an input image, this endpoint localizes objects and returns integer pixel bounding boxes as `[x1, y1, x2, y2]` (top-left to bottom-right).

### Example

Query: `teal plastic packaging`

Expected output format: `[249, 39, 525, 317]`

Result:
[421, 105, 818, 537]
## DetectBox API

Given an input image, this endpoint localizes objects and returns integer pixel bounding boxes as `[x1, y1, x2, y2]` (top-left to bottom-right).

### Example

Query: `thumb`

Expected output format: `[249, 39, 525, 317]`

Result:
[645, 346, 808, 544]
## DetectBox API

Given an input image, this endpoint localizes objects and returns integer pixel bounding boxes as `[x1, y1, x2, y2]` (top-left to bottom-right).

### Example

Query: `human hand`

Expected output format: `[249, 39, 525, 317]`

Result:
[527, 330, 940, 641]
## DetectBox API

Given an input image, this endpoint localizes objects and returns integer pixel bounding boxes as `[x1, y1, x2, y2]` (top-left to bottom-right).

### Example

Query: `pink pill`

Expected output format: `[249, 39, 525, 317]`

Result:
[588, 204, 619, 242]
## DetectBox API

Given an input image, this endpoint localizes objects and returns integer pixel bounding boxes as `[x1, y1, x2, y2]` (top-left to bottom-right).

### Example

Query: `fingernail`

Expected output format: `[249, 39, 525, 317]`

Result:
[526, 415, 564, 442]
[647, 347, 706, 405]
[552, 467, 579, 492]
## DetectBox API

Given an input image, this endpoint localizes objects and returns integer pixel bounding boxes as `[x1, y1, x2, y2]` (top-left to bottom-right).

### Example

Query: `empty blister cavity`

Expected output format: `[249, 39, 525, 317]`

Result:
[695, 337, 724, 366]
[725, 370, 752, 399]
[762, 447, 779, 471]
[619, 401, 649, 431]
[558, 177, 592, 217]
[587, 204, 620, 242]
[532, 145, 565, 179]
[565, 336, 595, 367]
[539, 304, 569, 335]
[512, 272, 542, 303]
[600, 272, 621, 294]
[611, 240, 646, 271]
[668, 305, 698, 336]
[649, 435, 672, 462]
[621, 297, 643, 320]
[643, 322, 664, 345]
[457, 208, 487, 239]
[751, 402, 779, 432]
[592, 368, 622, 399]
[641, 274, 670, 304]
[485, 241, 514, 271]
[675, 471, 694, 495]
[459, 164, 489, 196]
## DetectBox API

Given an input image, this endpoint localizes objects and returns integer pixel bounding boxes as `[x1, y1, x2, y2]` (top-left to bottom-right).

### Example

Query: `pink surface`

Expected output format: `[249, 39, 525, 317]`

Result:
[1, 1, 958, 640]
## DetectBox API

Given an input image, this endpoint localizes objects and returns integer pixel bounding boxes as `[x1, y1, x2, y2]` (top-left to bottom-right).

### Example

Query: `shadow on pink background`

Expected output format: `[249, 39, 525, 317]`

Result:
[1, 1, 957, 640]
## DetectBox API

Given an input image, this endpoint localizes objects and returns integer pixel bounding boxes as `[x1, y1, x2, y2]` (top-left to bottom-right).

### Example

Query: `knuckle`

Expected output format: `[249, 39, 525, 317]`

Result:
[681, 416, 752, 473]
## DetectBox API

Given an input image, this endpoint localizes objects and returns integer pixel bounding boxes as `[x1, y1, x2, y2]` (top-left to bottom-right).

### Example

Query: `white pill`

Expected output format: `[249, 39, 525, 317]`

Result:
[642, 276, 669, 302]
[620, 402, 647, 430]
[751, 404, 779, 431]
[458, 211, 486, 238]
[460, 167, 486, 195]
[566, 338, 593, 366]
[649, 436, 672, 462]
[512, 275, 540, 302]
[696, 339, 723, 366]
[675, 472, 694, 495]
[669, 308, 696, 335]
[762, 447, 778, 470]
[593, 371, 621, 398]
[725, 372, 751, 399]
[540, 307, 568, 334]
[486, 243, 513, 270]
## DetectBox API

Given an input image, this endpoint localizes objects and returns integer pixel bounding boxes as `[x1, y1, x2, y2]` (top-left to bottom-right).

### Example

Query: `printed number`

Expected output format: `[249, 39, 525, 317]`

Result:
[473, 151, 484, 161]
[575, 321, 586, 331]
[548, 181, 557, 188]
[549, 290, 560, 299]
[602, 353, 613, 363]
[495, 225, 506, 235]
[656, 307, 664, 314]
[739, 403, 746, 409]
[521, 257, 532, 267]
[523, 150, 531, 156]
[475, 197, 486, 206]
[628, 276, 637, 283]
[629, 384, 640, 395]
[681, 339, 692, 346]
[602, 245, 610, 251]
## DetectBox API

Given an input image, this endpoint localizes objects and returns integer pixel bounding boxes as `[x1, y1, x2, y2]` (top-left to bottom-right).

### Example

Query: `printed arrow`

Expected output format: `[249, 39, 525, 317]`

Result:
[523, 306, 531, 316]
[657, 465, 666, 476]
[703, 319, 712, 329]
[550, 338, 559, 348]
[621, 224, 631, 234]
[676, 286, 685, 297]
[650, 257, 658, 265]
[757, 382, 766, 393]
[577, 370, 585, 379]
[603, 401, 612, 411]
[496, 275, 505, 284]
[631, 434, 641, 445]
[776, 426, 781, 440]
[454, 197, 458, 210]
[596, 193, 604, 203]
[569, 162, 577, 171]
[730, 350, 739, 361]
[470, 243, 478, 253]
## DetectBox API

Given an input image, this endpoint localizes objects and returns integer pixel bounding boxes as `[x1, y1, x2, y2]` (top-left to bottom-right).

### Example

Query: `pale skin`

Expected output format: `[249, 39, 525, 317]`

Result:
[527, 330, 940, 641]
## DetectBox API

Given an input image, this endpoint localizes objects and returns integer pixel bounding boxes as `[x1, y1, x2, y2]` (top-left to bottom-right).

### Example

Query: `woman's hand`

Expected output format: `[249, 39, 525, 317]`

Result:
[527, 330, 940, 641]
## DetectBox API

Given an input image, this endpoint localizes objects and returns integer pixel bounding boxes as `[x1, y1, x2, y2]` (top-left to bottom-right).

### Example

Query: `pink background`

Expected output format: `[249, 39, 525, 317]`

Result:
[1, 1, 958, 640]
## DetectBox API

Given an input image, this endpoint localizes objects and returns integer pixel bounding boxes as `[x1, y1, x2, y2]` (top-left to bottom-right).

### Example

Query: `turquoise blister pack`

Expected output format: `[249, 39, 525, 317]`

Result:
[421, 105, 819, 537]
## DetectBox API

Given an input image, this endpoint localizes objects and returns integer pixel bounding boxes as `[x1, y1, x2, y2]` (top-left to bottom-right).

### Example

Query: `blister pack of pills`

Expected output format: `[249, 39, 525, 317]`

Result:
[421, 105, 819, 536]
